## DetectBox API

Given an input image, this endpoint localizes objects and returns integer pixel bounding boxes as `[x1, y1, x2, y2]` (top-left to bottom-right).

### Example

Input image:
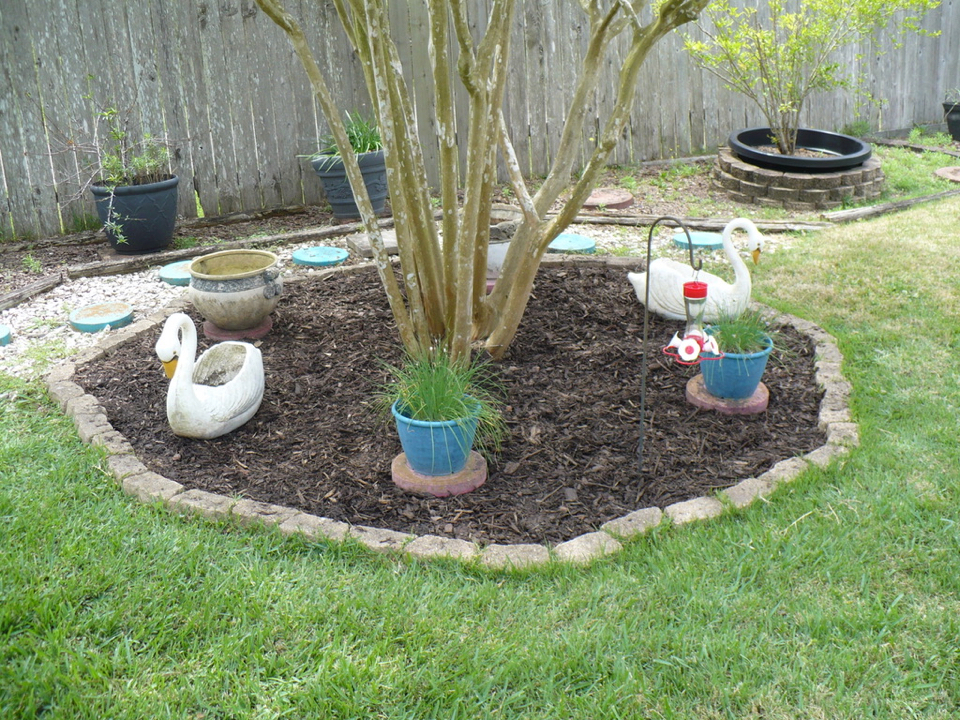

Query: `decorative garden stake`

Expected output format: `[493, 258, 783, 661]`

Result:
[638, 217, 706, 471]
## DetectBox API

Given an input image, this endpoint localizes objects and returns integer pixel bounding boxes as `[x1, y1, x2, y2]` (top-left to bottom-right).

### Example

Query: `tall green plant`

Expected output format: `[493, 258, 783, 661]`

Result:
[255, 0, 711, 361]
[376, 346, 507, 454]
[684, 0, 939, 155]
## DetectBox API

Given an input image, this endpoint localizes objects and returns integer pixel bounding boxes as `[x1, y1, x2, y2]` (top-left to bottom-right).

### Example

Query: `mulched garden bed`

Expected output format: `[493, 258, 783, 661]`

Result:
[74, 263, 825, 546]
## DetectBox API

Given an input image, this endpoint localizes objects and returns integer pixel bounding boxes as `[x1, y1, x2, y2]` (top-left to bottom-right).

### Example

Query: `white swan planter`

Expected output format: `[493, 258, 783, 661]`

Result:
[628, 218, 765, 322]
[155, 313, 265, 439]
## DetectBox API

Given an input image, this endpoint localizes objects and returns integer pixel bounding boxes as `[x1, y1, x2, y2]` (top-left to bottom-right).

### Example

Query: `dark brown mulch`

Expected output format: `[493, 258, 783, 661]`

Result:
[73, 264, 825, 546]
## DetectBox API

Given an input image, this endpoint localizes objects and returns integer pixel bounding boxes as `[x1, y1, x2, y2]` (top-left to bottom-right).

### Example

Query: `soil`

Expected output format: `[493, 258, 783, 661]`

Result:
[72, 264, 825, 546]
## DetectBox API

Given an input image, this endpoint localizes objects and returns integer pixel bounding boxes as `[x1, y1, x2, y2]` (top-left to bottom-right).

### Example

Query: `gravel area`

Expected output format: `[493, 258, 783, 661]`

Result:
[0, 218, 796, 380]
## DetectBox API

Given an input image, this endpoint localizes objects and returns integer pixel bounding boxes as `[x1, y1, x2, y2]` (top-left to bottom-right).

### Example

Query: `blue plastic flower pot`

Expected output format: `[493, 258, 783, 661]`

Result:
[700, 334, 773, 400]
[391, 399, 480, 476]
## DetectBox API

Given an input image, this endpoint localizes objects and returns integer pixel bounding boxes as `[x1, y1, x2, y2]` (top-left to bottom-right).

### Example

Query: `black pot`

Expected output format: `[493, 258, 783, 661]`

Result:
[729, 128, 872, 173]
[91, 175, 179, 254]
[310, 150, 388, 219]
[943, 102, 960, 142]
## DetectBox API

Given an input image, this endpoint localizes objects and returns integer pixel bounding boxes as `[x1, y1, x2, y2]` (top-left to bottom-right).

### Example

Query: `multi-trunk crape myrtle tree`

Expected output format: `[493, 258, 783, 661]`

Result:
[255, 0, 710, 361]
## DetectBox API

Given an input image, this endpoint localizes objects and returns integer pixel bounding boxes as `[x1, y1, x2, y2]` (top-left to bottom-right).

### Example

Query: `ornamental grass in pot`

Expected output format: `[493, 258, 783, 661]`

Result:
[700, 308, 776, 400]
[376, 346, 506, 479]
[307, 112, 388, 219]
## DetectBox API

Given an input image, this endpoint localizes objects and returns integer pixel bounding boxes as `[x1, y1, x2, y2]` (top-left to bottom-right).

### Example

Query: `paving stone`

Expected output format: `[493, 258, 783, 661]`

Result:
[827, 422, 860, 447]
[74, 412, 113, 443]
[167, 489, 236, 519]
[815, 342, 843, 364]
[815, 359, 844, 381]
[782, 200, 819, 212]
[600, 507, 663, 540]
[405, 535, 480, 561]
[231, 498, 298, 527]
[90, 429, 134, 455]
[47, 380, 86, 411]
[818, 405, 852, 428]
[480, 543, 550, 569]
[722, 476, 774, 509]
[758, 456, 809, 486]
[121, 472, 184, 503]
[346, 228, 398, 257]
[665, 496, 724, 525]
[804, 443, 849, 468]
[348, 525, 415, 553]
[97, 331, 138, 355]
[278, 512, 350, 542]
[105, 454, 149, 483]
[65, 393, 104, 418]
[553, 532, 622, 565]
[603, 256, 639, 268]
[44, 362, 76, 384]
[72, 346, 106, 365]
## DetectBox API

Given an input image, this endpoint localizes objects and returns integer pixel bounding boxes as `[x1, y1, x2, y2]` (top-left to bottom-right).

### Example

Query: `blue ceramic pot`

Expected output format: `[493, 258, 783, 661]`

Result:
[700, 333, 773, 400]
[391, 399, 479, 476]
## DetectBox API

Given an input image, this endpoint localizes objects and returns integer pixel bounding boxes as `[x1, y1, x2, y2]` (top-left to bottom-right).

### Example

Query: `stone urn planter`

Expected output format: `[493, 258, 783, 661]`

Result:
[188, 249, 282, 339]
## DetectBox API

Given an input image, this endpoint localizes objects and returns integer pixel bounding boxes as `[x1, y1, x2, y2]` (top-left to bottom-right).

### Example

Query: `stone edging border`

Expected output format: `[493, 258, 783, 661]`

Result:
[43, 255, 858, 570]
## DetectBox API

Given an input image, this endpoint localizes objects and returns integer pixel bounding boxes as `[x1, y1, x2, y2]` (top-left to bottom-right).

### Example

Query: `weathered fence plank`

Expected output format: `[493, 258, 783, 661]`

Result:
[1, 0, 957, 240]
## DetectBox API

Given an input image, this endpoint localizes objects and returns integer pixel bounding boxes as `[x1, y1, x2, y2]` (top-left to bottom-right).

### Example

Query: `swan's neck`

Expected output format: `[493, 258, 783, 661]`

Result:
[170, 317, 199, 403]
[722, 225, 751, 288]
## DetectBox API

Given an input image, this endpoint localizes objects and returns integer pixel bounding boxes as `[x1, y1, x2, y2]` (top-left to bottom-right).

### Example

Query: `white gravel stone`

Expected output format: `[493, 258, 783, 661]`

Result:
[0, 268, 187, 379]
[0, 221, 793, 380]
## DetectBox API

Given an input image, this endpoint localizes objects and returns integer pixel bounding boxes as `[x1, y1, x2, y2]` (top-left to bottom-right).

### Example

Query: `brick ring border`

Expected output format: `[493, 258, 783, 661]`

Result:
[45, 256, 858, 570]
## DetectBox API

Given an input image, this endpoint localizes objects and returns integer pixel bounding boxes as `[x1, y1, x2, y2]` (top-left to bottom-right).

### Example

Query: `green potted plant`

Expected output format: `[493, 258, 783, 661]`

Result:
[699, 308, 776, 400]
[944, 89, 960, 142]
[685, 0, 939, 172]
[376, 346, 506, 494]
[88, 106, 180, 254]
[307, 112, 387, 220]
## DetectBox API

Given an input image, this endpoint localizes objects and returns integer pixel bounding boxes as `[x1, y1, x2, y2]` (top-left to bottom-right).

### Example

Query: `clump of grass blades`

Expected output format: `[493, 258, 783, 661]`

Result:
[708, 307, 775, 354]
[318, 112, 382, 156]
[376, 346, 507, 454]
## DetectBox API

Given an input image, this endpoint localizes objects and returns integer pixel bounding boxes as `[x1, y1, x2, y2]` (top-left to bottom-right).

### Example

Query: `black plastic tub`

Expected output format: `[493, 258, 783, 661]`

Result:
[729, 128, 872, 172]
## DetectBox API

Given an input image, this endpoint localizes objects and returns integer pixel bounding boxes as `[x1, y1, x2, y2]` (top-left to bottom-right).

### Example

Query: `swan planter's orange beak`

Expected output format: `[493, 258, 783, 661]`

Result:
[752, 247, 762, 265]
[162, 358, 178, 379]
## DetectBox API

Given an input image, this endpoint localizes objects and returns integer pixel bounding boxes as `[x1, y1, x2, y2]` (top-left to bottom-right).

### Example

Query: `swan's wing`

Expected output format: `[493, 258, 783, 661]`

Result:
[193, 343, 246, 386]
[196, 346, 265, 424]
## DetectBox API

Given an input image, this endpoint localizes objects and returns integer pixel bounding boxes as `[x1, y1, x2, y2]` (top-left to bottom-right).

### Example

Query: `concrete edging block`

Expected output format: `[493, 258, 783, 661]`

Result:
[665, 497, 724, 525]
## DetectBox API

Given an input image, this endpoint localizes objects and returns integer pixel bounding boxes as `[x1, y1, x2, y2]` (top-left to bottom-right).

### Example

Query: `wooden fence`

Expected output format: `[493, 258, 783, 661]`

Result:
[1, 0, 957, 240]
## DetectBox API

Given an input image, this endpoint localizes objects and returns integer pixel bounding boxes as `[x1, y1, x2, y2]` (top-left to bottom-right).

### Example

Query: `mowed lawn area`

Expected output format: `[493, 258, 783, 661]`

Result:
[2, 196, 959, 719]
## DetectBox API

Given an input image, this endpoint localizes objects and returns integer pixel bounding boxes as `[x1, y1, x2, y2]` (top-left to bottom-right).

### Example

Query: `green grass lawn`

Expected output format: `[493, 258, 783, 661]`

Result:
[2, 197, 960, 718]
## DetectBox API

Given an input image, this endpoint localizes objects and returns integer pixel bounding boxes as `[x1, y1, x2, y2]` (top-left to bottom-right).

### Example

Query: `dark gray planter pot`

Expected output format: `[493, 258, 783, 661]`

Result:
[729, 128, 872, 173]
[943, 102, 960, 142]
[91, 175, 179, 254]
[310, 150, 388, 220]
